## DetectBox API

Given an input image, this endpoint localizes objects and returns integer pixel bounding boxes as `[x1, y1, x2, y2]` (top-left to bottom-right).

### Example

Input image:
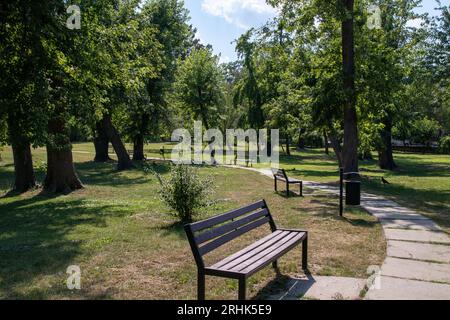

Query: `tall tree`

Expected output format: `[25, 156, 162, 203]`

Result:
[341, 0, 359, 172]
[173, 48, 225, 129]
[74, 0, 160, 169]
[0, 1, 37, 192]
[267, 0, 359, 170]
[235, 31, 265, 130]
[0, 0, 71, 192]
[358, 0, 426, 170]
[129, 0, 192, 161]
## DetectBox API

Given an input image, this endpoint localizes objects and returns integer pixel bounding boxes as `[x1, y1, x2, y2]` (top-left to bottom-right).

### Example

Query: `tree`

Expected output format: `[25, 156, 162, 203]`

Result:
[0, 0, 74, 192]
[235, 31, 266, 130]
[73, 0, 160, 169]
[267, 0, 359, 170]
[341, 0, 359, 172]
[173, 48, 225, 129]
[129, 0, 192, 161]
[41, 1, 85, 193]
[0, 0, 43, 192]
[358, 0, 427, 170]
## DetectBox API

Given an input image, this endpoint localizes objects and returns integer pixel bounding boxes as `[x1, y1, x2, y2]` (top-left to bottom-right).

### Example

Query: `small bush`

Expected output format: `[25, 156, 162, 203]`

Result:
[154, 164, 215, 223]
[439, 136, 450, 154]
[35, 161, 47, 174]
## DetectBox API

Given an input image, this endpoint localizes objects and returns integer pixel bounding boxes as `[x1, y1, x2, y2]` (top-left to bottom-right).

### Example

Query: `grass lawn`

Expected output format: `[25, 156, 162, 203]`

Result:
[269, 149, 450, 233]
[0, 145, 385, 299]
[104, 142, 450, 233]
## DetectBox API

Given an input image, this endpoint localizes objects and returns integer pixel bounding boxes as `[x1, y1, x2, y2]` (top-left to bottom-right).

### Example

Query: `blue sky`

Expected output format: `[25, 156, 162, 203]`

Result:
[184, 0, 448, 63]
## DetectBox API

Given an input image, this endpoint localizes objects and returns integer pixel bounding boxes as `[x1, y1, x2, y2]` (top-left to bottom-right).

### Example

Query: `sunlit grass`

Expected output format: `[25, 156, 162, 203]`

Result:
[0, 145, 385, 299]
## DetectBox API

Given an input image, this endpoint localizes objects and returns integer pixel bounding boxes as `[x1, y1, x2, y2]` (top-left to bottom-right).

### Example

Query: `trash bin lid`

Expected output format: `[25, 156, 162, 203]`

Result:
[344, 172, 361, 180]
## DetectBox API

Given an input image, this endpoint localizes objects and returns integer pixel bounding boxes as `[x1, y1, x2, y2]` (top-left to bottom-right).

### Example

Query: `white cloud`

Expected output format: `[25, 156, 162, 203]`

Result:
[219, 55, 231, 64]
[202, 0, 276, 29]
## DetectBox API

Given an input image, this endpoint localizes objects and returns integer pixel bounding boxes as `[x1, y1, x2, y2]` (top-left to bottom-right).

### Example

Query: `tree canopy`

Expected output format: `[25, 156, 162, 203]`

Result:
[0, 0, 448, 194]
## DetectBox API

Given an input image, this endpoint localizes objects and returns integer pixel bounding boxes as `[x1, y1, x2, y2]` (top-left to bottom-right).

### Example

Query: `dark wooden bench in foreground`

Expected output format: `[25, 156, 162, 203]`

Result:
[184, 200, 308, 300]
[271, 168, 303, 197]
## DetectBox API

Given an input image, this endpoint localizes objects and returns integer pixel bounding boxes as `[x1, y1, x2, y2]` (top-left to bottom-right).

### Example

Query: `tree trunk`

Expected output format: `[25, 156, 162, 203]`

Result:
[329, 131, 343, 168]
[11, 140, 36, 193]
[378, 116, 397, 170]
[94, 121, 111, 162]
[324, 131, 329, 155]
[286, 134, 291, 156]
[44, 117, 83, 193]
[7, 113, 36, 193]
[341, 0, 359, 173]
[297, 129, 306, 149]
[133, 114, 149, 161]
[102, 114, 133, 170]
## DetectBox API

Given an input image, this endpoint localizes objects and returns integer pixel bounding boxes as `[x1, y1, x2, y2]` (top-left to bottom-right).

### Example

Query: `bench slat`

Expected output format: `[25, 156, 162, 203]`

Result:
[190, 200, 265, 233]
[227, 231, 300, 272]
[198, 216, 271, 256]
[195, 209, 269, 245]
[234, 232, 305, 273]
[239, 232, 305, 275]
[213, 230, 290, 270]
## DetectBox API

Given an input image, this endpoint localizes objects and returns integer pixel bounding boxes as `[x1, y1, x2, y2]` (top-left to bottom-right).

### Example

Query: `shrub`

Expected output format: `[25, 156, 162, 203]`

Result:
[35, 161, 47, 175]
[439, 136, 450, 154]
[154, 164, 215, 223]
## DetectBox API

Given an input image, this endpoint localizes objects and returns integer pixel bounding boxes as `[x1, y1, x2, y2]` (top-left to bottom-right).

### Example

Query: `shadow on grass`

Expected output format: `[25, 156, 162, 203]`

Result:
[392, 159, 450, 178]
[155, 221, 187, 240]
[74, 161, 171, 187]
[0, 195, 131, 299]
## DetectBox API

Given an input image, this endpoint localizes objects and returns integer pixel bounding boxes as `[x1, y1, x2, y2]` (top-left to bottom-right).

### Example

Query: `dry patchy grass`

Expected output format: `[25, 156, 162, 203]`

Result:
[0, 148, 385, 300]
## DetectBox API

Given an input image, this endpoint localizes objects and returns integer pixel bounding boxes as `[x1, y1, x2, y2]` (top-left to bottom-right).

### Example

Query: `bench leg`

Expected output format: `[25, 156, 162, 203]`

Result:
[286, 182, 290, 197]
[272, 260, 278, 270]
[300, 181, 303, 197]
[198, 271, 205, 300]
[274, 178, 277, 192]
[238, 277, 246, 300]
[302, 237, 308, 271]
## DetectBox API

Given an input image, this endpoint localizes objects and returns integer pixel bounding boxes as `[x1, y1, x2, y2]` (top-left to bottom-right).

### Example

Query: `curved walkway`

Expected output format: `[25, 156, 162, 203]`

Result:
[229, 166, 450, 300]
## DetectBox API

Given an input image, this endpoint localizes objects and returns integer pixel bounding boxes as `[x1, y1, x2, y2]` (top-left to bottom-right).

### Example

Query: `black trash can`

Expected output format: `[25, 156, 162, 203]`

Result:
[345, 181, 361, 205]
[343, 172, 361, 206]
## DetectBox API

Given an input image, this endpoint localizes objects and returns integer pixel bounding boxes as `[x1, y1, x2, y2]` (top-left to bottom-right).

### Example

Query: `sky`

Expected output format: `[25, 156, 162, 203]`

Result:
[184, 0, 449, 64]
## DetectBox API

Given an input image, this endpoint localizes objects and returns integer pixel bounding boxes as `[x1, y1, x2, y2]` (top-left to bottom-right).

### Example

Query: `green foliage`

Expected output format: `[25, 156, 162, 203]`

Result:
[35, 161, 48, 175]
[439, 136, 450, 154]
[411, 117, 441, 145]
[153, 164, 215, 222]
[123, 0, 194, 142]
[173, 48, 225, 129]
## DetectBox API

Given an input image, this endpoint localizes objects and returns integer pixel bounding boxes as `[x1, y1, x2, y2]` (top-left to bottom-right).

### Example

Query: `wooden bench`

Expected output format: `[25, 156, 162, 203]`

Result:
[271, 168, 303, 197]
[184, 200, 308, 300]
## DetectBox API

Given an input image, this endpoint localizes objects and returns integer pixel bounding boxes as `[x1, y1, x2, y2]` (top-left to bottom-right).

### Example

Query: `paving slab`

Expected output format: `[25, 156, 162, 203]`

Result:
[267, 275, 366, 300]
[384, 229, 450, 244]
[366, 276, 450, 300]
[381, 257, 450, 283]
[380, 218, 442, 231]
[387, 240, 450, 263]
[367, 211, 429, 220]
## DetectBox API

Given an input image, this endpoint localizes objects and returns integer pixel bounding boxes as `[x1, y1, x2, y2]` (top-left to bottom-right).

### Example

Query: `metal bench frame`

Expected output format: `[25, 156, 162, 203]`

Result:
[184, 200, 308, 300]
[272, 168, 303, 197]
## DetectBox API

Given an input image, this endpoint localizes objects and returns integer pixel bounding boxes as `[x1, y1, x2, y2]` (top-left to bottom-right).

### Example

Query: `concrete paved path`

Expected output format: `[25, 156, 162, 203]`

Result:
[233, 166, 450, 300]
